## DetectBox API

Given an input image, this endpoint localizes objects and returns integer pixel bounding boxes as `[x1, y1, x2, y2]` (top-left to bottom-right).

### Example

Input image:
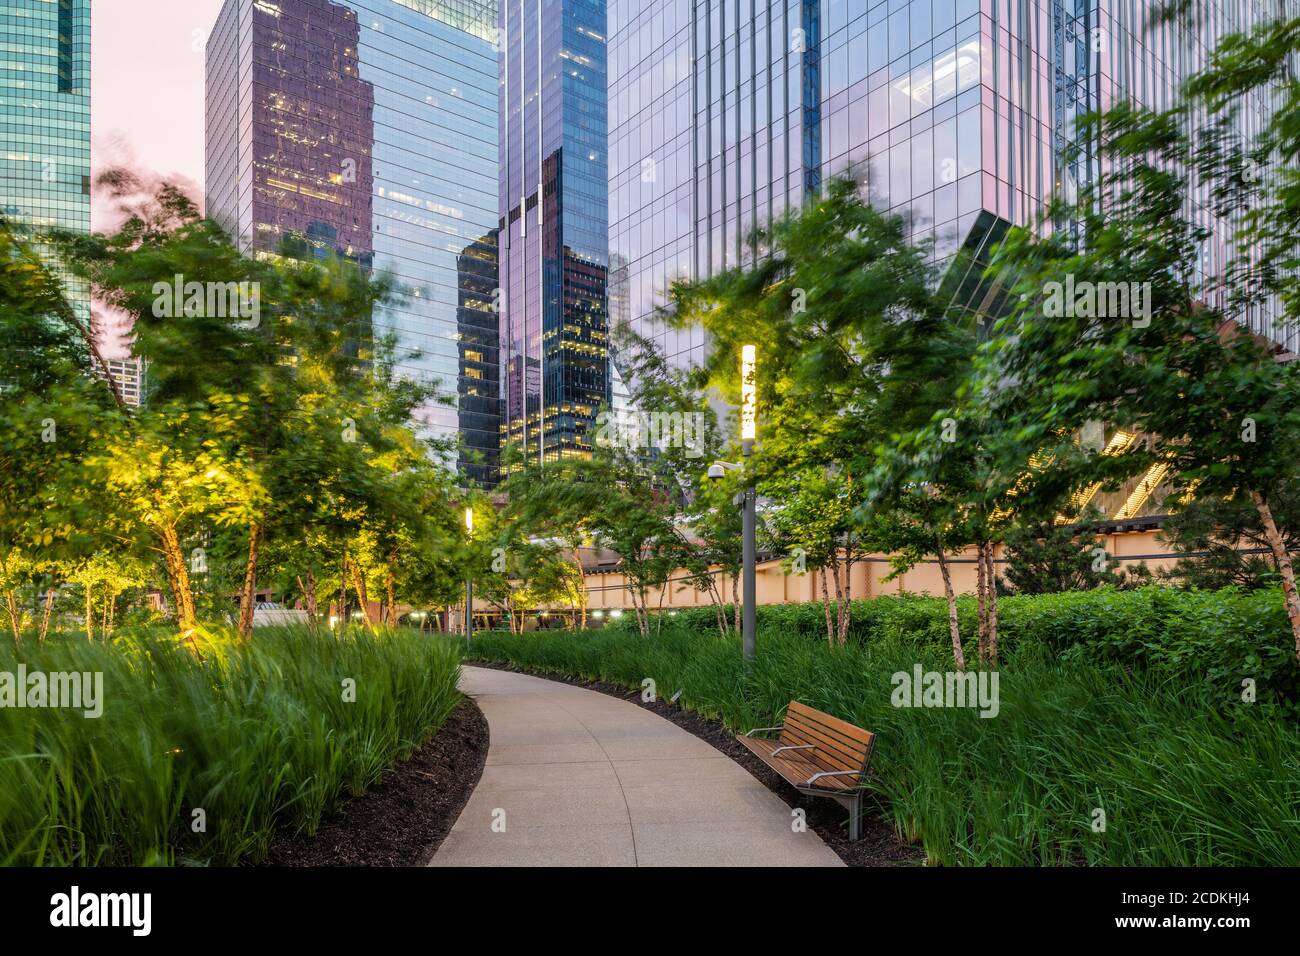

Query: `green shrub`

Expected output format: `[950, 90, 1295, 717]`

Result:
[0, 625, 462, 865]
[465, 624, 1300, 866]
[611, 587, 1300, 708]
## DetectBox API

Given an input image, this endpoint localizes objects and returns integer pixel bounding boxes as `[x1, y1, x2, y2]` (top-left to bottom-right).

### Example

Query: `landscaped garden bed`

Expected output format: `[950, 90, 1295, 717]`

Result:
[463, 593, 1300, 867]
[0, 626, 466, 866]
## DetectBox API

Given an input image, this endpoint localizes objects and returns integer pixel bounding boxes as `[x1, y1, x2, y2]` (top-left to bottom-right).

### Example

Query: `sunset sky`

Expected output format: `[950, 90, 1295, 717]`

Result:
[91, 0, 225, 227]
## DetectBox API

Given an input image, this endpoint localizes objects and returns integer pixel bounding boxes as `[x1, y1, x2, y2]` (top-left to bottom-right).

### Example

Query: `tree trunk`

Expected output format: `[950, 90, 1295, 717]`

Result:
[984, 542, 1000, 666]
[339, 552, 349, 628]
[831, 552, 850, 646]
[298, 569, 319, 632]
[84, 585, 94, 641]
[935, 542, 966, 671]
[731, 572, 740, 636]
[975, 540, 988, 665]
[238, 522, 261, 639]
[839, 545, 854, 645]
[38, 587, 56, 642]
[350, 562, 373, 630]
[159, 524, 197, 630]
[3, 591, 21, 644]
[819, 566, 834, 646]
[384, 563, 396, 627]
[1252, 489, 1300, 662]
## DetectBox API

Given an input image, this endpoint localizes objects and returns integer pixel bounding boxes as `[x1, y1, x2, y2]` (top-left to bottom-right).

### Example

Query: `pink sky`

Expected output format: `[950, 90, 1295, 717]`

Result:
[91, 0, 225, 353]
[91, 0, 225, 229]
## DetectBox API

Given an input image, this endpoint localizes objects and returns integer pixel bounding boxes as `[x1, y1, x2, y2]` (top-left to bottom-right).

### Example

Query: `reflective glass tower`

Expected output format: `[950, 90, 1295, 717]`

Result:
[205, 0, 501, 480]
[608, 0, 1288, 374]
[0, 0, 91, 319]
[498, 0, 611, 468]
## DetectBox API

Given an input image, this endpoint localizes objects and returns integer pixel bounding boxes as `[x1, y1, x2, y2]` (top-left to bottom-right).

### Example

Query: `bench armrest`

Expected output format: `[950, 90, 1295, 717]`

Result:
[804, 769, 862, 787]
[743, 726, 784, 737]
[771, 744, 816, 757]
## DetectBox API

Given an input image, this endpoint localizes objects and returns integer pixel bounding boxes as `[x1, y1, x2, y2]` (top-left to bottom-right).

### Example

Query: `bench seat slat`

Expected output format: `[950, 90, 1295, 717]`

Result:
[737, 736, 860, 791]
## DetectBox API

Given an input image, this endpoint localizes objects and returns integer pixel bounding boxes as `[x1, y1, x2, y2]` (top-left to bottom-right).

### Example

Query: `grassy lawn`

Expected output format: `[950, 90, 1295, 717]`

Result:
[464, 607, 1300, 866]
[0, 626, 461, 865]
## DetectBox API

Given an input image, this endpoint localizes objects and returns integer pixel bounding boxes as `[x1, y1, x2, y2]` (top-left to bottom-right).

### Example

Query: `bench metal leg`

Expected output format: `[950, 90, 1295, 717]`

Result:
[848, 792, 862, 842]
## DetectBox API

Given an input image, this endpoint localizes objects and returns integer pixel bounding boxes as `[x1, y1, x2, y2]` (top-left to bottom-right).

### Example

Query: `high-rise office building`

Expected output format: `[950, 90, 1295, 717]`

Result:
[0, 0, 91, 318]
[205, 0, 500, 480]
[497, 0, 611, 467]
[608, 0, 1287, 375]
[96, 357, 146, 407]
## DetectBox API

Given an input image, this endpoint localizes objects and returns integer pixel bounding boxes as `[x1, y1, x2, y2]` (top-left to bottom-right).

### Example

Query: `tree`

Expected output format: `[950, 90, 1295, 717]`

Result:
[671, 178, 969, 646]
[983, 83, 1300, 661]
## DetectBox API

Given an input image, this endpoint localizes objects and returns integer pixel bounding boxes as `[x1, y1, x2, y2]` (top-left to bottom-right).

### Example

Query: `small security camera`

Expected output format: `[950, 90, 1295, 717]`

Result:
[707, 463, 725, 481]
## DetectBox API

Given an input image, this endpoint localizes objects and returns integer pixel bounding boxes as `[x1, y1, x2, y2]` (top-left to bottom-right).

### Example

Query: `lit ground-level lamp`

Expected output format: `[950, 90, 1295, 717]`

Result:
[707, 344, 758, 662]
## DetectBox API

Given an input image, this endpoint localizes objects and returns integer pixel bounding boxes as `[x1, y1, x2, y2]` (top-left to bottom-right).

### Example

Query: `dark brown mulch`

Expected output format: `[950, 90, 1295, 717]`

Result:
[466, 660, 926, 868]
[258, 697, 489, 867]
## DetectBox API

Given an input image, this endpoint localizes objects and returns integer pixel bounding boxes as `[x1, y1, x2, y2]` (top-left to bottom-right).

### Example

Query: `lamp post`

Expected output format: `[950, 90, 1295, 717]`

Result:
[464, 506, 474, 641]
[708, 344, 758, 662]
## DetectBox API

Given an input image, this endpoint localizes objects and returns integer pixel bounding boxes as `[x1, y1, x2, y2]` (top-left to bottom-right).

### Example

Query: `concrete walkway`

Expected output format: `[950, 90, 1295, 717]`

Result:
[430, 666, 843, 867]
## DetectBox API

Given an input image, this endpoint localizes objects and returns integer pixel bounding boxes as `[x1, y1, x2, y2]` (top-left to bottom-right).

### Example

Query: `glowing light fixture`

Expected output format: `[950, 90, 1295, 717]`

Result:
[740, 345, 757, 441]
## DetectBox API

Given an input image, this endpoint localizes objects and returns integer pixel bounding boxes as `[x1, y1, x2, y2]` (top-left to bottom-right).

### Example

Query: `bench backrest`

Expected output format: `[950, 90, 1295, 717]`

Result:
[780, 700, 875, 773]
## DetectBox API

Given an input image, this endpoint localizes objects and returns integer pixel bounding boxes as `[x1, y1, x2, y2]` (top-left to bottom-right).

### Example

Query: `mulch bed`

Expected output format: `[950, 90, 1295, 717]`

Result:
[259, 697, 489, 867]
[466, 660, 926, 868]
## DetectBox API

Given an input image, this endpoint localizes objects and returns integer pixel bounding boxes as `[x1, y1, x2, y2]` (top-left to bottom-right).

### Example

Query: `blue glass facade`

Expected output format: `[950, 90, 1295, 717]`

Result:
[609, 0, 1287, 374]
[205, 0, 501, 480]
[498, 0, 610, 467]
[0, 0, 91, 318]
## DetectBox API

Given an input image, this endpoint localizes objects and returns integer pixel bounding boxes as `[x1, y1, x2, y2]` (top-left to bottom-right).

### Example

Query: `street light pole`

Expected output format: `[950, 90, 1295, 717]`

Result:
[741, 441, 756, 662]
[464, 507, 474, 641]
[740, 344, 758, 661]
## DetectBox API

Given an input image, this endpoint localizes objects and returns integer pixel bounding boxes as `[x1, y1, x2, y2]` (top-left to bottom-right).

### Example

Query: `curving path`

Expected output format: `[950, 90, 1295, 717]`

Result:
[430, 665, 843, 867]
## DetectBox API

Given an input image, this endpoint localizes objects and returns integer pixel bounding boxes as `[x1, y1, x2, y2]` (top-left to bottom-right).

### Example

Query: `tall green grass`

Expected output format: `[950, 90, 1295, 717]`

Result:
[465, 625, 1300, 866]
[0, 625, 461, 865]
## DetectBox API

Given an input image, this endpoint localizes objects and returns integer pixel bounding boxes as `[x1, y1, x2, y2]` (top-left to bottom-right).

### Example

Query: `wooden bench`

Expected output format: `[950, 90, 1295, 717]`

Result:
[738, 700, 876, 841]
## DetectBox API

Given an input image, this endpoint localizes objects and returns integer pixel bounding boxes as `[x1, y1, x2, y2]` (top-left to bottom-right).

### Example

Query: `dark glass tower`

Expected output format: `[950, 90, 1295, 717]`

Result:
[205, 0, 500, 479]
[498, 0, 610, 468]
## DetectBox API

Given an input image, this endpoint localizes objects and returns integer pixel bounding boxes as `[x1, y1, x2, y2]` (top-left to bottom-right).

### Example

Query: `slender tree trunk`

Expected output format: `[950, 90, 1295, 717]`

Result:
[819, 566, 834, 646]
[159, 524, 197, 630]
[238, 522, 261, 639]
[3, 591, 21, 644]
[1252, 489, 1300, 662]
[384, 564, 395, 627]
[107, 590, 118, 637]
[350, 562, 373, 630]
[84, 586, 94, 641]
[984, 543, 1000, 666]
[731, 572, 740, 635]
[935, 542, 966, 671]
[297, 569, 319, 632]
[38, 587, 56, 642]
[975, 540, 988, 665]
[339, 551, 349, 628]
[843, 546, 853, 643]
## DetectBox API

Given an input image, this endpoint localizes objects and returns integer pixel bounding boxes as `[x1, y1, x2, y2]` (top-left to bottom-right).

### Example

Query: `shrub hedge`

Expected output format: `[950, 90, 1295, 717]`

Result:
[609, 587, 1300, 707]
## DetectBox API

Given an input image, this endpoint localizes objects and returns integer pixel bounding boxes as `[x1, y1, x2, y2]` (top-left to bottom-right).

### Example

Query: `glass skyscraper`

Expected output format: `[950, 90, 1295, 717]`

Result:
[204, 0, 501, 481]
[609, 0, 1288, 374]
[0, 0, 91, 319]
[498, 0, 611, 467]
